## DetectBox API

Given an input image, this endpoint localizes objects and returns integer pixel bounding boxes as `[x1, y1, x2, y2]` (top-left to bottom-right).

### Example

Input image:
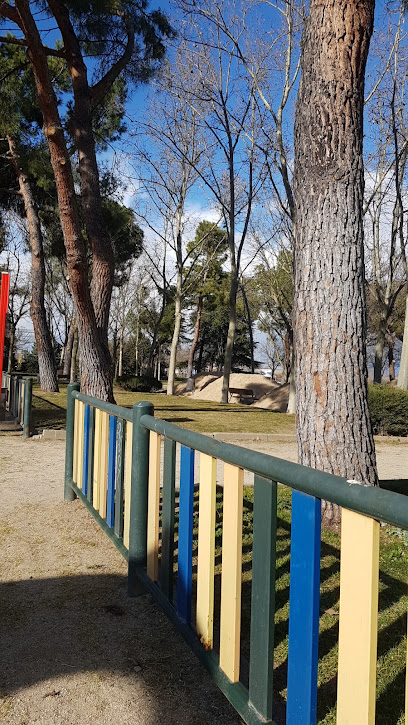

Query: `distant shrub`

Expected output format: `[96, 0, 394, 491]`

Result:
[116, 374, 162, 393]
[368, 385, 408, 437]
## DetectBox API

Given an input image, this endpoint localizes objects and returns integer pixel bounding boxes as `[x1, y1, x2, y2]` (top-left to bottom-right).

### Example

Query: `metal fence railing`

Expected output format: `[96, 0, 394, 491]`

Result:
[1, 371, 33, 437]
[65, 383, 408, 725]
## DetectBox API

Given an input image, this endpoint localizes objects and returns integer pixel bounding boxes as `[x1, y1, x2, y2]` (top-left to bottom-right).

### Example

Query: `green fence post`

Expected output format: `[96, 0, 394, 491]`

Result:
[128, 400, 154, 597]
[22, 377, 33, 439]
[64, 382, 80, 502]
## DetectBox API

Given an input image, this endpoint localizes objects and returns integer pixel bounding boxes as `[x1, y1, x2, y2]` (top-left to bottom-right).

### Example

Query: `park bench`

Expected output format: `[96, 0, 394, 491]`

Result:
[228, 387, 255, 403]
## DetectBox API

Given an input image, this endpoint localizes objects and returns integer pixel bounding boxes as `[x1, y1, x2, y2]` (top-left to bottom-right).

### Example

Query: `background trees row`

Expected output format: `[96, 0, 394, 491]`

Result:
[1, 1, 408, 498]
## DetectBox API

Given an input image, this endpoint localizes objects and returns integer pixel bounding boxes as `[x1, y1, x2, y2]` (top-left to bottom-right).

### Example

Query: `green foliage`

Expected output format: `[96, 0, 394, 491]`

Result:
[256, 249, 293, 335]
[61, 0, 174, 86]
[115, 374, 162, 392]
[18, 348, 39, 375]
[101, 197, 143, 283]
[368, 384, 408, 436]
[198, 278, 255, 371]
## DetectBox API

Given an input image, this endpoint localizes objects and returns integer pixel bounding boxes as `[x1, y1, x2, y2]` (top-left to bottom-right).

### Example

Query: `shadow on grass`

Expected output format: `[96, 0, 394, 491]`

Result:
[165, 491, 407, 725]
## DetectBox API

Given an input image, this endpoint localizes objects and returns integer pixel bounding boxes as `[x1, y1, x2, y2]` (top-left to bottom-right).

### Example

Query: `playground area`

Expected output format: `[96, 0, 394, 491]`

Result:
[1, 424, 407, 724]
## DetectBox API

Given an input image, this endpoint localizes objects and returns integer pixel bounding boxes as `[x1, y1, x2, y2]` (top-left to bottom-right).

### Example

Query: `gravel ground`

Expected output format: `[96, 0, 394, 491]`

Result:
[0, 437, 243, 725]
[1, 434, 406, 725]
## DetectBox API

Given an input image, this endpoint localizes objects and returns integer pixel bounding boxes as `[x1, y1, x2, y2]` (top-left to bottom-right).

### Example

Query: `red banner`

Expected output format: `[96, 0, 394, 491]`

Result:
[0, 272, 10, 375]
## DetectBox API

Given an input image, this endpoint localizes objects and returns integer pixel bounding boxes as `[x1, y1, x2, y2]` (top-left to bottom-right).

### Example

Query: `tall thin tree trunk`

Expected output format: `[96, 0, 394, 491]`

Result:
[387, 333, 395, 381]
[374, 310, 387, 384]
[7, 327, 15, 374]
[186, 292, 203, 382]
[63, 317, 76, 377]
[398, 294, 408, 389]
[221, 271, 238, 403]
[118, 328, 124, 378]
[287, 348, 296, 415]
[135, 314, 140, 376]
[15, 0, 113, 401]
[241, 284, 255, 373]
[197, 335, 205, 374]
[167, 265, 183, 396]
[70, 326, 79, 383]
[7, 136, 59, 393]
[293, 0, 377, 525]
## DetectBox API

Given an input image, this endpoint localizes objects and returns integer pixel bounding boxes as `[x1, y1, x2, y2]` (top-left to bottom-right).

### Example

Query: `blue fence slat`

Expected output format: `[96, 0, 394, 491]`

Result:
[82, 404, 90, 496]
[106, 415, 117, 528]
[287, 490, 321, 725]
[177, 445, 195, 624]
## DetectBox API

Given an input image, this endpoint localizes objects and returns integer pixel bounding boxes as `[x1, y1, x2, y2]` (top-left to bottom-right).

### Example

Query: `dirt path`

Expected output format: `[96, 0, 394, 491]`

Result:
[0, 437, 242, 725]
[1, 435, 406, 725]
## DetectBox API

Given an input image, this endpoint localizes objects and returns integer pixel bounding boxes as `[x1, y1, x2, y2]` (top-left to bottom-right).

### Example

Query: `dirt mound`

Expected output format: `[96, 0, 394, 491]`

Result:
[175, 373, 279, 403]
[252, 383, 290, 412]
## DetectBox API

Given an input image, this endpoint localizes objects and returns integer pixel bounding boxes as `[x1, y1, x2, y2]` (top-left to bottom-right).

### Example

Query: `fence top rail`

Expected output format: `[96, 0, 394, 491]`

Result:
[141, 413, 408, 531]
[72, 390, 133, 422]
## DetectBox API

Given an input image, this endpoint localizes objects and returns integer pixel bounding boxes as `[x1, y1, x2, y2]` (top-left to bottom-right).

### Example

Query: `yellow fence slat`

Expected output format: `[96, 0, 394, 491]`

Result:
[196, 453, 217, 649]
[123, 421, 133, 550]
[147, 431, 161, 582]
[219, 462, 243, 683]
[98, 411, 109, 518]
[93, 408, 102, 509]
[77, 401, 85, 491]
[337, 508, 380, 725]
[73, 399, 79, 485]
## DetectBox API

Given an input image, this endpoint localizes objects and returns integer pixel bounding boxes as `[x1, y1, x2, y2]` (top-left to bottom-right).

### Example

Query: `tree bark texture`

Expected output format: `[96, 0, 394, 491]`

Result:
[7, 136, 59, 393]
[47, 0, 114, 340]
[293, 0, 378, 523]
[14, 0, 113, 401]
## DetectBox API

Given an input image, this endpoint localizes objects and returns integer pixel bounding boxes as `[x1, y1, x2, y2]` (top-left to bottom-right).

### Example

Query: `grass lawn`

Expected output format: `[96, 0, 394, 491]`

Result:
[185, 486, 408, 724]
[31, 383, 295, 435]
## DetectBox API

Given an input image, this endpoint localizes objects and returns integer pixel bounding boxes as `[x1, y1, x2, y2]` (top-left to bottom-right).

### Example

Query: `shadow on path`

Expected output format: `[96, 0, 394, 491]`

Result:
[0, 573, 242, 725]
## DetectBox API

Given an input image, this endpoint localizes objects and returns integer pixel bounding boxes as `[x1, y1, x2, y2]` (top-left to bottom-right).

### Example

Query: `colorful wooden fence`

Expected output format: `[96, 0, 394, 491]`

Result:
[1, 371, 33, 437]
[65, 383, 408, 725]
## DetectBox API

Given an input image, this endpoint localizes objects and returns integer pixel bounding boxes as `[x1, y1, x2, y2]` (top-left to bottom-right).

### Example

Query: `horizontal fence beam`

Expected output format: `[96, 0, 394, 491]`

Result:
[140, 414, 408, 530]
[72, 390, 133, 421]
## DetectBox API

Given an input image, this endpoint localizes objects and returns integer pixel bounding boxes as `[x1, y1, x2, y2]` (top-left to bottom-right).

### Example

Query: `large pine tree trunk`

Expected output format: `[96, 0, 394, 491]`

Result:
[47, 0, 114, 342]
[293, 0, 378, 524]
[15, 0, 113, 401]
[7, 136, 59, 393]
